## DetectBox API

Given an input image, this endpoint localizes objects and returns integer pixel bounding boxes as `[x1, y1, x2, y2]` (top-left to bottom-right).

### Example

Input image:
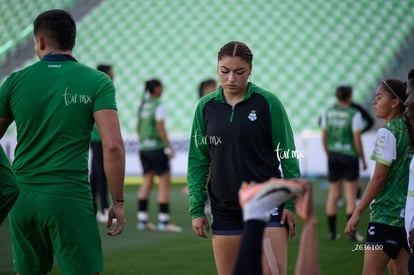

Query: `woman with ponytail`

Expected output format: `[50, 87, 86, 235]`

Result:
[188, 41, 299, 275]
[346, 78, 411, 275]
[136, 79, 182, 232]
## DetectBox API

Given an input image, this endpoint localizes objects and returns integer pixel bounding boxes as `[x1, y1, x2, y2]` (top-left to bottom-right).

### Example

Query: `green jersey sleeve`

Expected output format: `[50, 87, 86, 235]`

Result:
[187, 100, 210, 219]
[267, 92, 301, 212]
[93, 74, 117, 112]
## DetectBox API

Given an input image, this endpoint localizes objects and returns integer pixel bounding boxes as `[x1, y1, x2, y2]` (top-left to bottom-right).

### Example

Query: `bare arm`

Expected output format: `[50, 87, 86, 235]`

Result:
[345, 162, 389, 234]
[156, 119, 174, 158]
[355, 162, 388, 213]
[353, 131, 367, 170]
[94, 109, 125, 236]
[321, 129, 328, 155]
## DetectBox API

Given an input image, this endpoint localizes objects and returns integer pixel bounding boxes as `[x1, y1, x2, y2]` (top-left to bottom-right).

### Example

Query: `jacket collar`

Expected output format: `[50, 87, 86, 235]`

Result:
[215, 82, 255, 104]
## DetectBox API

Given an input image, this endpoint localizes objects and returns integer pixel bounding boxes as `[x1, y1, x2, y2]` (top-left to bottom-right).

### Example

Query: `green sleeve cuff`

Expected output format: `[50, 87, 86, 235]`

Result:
[284, 198, 296, 213]
[370, 155, 391, 166]
[190, 212, 206, 220]
[188, 182, 208, 219]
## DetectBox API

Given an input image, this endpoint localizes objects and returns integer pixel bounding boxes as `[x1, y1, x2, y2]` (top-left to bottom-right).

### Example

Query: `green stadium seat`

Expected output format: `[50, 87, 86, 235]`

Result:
[0, 0, 76, 64]
[2, 0, 414, 135]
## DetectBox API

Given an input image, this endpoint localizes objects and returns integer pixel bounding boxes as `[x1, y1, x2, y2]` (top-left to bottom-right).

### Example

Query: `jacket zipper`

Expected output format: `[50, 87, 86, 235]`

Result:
[230, 106, 235, 123]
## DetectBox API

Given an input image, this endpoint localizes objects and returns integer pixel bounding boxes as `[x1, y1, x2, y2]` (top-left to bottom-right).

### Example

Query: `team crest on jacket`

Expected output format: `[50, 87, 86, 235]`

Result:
[248, 110, 257, 121]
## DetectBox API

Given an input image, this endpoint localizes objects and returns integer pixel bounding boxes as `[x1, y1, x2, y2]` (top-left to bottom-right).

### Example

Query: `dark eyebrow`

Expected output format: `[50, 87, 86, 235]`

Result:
[219, 65, 246, 71]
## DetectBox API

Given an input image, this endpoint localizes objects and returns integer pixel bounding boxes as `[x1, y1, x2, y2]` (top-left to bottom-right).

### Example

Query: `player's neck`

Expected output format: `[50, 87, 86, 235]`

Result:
[338, 100, 351, 107]
[40, 49, 73, 59]
[383, 112, 403, 124]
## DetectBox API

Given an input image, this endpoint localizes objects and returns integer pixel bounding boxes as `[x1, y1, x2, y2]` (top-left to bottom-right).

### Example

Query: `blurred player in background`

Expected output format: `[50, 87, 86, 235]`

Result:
[188, 41, 300, 275]
[321, 85, 367, 241]
[345, 79, 410, 275]
[91, 64, 114, 223]
[136, 78, 182, 232]
[0, 9, 125, 274]
[404, 68, 414, 275]
[198, 78, 217, 98]
[318, 87, 374, 208]
[0, 147, 19, 225]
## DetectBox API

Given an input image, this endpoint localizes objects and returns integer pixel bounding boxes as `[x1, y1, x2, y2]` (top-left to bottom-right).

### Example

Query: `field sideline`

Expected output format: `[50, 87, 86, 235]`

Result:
[0, 177, 375, 275]
[124, 176, 188, 185]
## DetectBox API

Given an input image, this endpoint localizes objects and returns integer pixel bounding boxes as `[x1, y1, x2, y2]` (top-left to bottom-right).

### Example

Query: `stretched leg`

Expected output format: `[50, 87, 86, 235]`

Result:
[263, 227, 287, 275]
[295, 180, 320, 275]
[326, 180, 341, 239]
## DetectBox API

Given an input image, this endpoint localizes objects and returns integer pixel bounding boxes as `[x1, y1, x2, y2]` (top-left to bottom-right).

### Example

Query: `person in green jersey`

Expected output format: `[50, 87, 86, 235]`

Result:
[321, 86, 367, 241]
[0, 10, 125, 274]
[405, 68, 414, 275]
[198, 78, 217, 98]
[136, 79, 182, 232]
[0, 146, 19, 225]
[91, 64, 114, 223]
[345, 79, 411, 275]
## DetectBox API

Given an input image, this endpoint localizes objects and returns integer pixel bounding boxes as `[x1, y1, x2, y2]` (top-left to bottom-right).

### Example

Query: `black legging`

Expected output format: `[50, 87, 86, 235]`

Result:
[90, 141, 109, 211]
[233, 220, 265, 275]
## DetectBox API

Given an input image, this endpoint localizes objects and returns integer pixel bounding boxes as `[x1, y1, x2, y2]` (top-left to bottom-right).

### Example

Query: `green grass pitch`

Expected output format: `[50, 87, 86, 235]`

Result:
[0, 178, 376, 274]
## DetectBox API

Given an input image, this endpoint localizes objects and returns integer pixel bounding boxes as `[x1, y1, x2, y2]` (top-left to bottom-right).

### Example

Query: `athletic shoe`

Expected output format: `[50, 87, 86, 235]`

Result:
[348, 231, 364, 242]
[158, 223, 183, 232]
[239, 178, 305, 222]
[137, 221, 156, 231]
[328, 232, 340, 240]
